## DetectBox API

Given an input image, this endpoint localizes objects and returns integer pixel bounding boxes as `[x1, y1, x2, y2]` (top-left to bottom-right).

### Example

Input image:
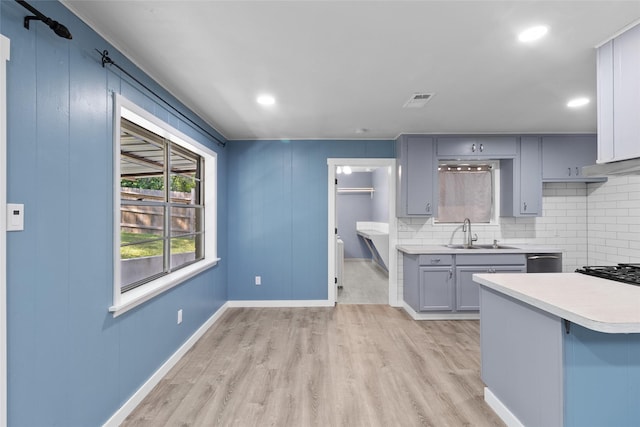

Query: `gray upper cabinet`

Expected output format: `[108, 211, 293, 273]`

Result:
[501, 137, 542, 217]
[597, 24, 640, 163]
[542, 135, 605, 182]
[396, 135, 436, 217]
[436, 136, 517, 158]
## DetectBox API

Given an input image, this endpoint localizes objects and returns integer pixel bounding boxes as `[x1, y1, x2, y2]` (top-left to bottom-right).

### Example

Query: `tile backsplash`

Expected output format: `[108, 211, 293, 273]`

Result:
[587, 175, 640, 265]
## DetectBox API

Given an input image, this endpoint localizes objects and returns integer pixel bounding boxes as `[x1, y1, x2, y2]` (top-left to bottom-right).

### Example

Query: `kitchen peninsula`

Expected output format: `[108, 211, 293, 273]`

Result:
[474, 272, 640, 427]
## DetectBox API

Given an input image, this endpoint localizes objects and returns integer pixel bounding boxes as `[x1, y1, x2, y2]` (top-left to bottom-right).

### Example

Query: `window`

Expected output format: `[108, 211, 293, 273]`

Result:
[111, 95, 218, 316]
[436, 161, 499, 223]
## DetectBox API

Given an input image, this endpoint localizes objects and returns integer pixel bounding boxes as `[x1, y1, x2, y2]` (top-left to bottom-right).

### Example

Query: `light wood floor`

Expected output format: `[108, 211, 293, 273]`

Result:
[123, 305, 504, 426]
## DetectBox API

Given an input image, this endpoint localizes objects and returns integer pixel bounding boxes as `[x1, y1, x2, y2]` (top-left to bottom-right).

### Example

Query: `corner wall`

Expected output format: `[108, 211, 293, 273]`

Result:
[226, 139, 394, 301]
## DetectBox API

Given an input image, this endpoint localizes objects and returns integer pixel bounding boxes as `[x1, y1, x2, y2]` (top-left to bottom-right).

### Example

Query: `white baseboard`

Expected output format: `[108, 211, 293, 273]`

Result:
[401, 302, 480, 320]
[103, 302, 230, 427]
[227, 299, 334, 308]
[484, 387, 524, 427]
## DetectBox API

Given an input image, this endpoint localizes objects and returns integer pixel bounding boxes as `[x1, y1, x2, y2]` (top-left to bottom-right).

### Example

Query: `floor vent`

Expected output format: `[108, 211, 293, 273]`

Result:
[403, 92, 434, 108]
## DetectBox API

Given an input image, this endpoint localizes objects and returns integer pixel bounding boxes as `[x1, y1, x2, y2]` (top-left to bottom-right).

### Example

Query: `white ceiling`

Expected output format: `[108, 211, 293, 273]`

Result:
[62, 1, 640, 141]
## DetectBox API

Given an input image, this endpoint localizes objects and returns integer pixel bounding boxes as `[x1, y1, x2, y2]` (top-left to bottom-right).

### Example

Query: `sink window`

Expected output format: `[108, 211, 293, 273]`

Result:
[436, 161, 499, 223]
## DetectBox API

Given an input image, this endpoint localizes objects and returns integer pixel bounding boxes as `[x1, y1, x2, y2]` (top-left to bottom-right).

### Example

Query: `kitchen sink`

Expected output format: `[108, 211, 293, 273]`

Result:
[443, 244, 517, 250]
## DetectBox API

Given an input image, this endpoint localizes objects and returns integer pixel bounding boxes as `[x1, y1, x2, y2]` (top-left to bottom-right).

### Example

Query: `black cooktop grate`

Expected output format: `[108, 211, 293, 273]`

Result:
[575, 264, 640, 286]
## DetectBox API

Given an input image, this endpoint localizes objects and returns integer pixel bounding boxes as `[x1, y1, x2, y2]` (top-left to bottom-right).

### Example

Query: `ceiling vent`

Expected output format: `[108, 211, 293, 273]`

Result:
[403, 92, 434, 108]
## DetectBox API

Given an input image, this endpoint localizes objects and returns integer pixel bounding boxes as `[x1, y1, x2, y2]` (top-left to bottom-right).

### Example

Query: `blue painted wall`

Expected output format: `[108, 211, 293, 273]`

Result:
[337, 172, 372, 259]
[564, 324, 640, 427]
[227, 139, 394, 300]
[2, 2, 227, 425]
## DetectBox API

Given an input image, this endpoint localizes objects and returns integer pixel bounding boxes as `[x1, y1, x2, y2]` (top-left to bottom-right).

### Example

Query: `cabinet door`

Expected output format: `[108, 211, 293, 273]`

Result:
[597, 40, 615, 163]
[436, 136, 517, 158]
[541, 136, 597, 181]
[613, 24, 640, 161]
[419, 266, 453, 311]
[519, 137, 541, 215]
[406, 136, 435, 216]
[456, 265, 526, 311]
[455, 266, 486, 311]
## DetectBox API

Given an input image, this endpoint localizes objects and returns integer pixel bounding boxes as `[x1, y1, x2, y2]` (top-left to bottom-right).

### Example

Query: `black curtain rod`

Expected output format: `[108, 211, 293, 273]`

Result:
[96, 49, 226, 148]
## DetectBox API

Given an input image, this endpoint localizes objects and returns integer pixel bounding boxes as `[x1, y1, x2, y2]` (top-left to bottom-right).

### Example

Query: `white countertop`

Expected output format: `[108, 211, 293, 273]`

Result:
[356, 229, 388, 239]
[474, 272, 640, 333]
[397, 244, 562, 255]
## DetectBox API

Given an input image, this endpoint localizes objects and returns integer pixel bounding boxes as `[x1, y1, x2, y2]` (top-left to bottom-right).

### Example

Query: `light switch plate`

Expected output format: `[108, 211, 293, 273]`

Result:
[7, 203, 24, 231]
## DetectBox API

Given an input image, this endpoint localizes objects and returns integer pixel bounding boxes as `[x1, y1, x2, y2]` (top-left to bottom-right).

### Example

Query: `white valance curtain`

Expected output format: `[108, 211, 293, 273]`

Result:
[437, 170, 492, 223]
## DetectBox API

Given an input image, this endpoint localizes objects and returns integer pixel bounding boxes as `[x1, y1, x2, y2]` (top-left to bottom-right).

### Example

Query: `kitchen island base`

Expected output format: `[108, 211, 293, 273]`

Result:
[478, 276, 640, 427]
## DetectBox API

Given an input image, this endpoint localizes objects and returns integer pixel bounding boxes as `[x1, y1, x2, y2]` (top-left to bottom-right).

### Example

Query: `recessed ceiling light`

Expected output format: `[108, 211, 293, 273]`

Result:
[567, 97, 590, 108]
[518, 25, 548, 42]
[257, 94, 275, 106]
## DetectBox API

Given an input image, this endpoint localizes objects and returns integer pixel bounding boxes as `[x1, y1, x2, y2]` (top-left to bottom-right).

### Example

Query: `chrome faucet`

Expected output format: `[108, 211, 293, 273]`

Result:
[462, 218, 478, 248]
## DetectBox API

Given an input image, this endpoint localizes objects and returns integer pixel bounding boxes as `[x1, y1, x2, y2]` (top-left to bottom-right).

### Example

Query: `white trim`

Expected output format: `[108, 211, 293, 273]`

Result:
[0, 34, 10, 427]
[484, 387, 525, 427]
[109, 258, 220, 317]
[227, 300, 334, 308]
[401, 302, 480, 321]
[103, 302, 230, 427]
[112, 94, 218, 316]
[327, 158, 399, 307]
[594, 19, 640, 48]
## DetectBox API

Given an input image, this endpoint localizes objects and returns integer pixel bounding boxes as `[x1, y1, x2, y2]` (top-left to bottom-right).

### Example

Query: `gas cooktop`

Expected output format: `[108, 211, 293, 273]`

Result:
[575, 264, 640, 286]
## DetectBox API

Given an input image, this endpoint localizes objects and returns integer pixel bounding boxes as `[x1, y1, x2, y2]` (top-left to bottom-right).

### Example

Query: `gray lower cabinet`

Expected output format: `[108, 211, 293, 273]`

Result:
[456, 265, 526, 311]
[403, 253, 526, 313]
[419, 266, 454, 311]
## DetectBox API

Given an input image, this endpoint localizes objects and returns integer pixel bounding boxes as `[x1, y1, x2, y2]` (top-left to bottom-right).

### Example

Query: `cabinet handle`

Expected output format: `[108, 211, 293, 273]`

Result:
[431, 258, 441, 264]
[449, 268, 453, 279]
[523, 202, 527, 211]
[472, 143, 476, 152]
[479, 143, 484, 152]
[568, 167, 572, 176]
[426, 202, 431, 213]
[575, 167, 579, 176]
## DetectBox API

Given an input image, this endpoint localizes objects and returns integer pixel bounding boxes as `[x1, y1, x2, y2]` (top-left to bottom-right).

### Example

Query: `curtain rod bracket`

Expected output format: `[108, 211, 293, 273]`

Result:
[15, 1, 72, 39]
[99, 50, 114, 68]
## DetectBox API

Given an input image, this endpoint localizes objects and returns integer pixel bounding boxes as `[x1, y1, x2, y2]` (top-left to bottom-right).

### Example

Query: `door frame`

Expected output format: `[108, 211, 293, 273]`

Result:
[327, 158, 398, 306]
[0, 34, 10, 427]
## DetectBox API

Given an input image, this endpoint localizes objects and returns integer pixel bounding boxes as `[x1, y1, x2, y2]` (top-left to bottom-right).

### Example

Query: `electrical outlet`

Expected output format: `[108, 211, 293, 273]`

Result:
[177, 309, 183, 324]
[255, 276, 261, 285]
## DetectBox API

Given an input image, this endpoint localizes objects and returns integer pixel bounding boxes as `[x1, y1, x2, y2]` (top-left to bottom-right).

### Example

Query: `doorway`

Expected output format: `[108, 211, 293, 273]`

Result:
[327, 158, 397, 306]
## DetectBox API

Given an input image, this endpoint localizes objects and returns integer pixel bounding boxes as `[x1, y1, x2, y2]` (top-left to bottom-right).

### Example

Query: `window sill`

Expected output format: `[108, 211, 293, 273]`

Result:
[109, 258, 220, 317]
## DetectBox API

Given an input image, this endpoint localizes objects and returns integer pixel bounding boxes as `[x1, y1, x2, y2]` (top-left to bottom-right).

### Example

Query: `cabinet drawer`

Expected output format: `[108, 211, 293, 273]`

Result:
[436, 137, 517, 158]
[418, 254, 453, 265]
[456, 254, 525, 266]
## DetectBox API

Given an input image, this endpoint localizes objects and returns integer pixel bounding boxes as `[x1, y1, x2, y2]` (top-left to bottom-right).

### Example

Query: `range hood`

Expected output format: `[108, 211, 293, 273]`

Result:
[583, 157, 640, 176]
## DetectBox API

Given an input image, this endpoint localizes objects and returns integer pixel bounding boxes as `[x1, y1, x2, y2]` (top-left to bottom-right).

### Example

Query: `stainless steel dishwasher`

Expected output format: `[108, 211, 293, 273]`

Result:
[526, 253, 562, 273]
